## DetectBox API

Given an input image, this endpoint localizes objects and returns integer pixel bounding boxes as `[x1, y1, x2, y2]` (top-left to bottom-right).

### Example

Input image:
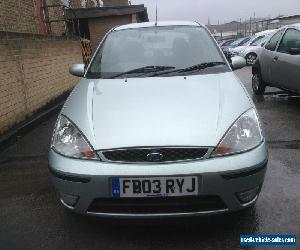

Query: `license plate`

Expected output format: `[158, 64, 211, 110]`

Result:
[111, 176, 198, 198]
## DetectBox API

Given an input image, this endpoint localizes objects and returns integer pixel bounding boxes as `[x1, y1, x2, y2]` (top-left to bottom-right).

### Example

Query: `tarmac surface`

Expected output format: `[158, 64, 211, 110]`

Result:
[0, 67, 299, 249]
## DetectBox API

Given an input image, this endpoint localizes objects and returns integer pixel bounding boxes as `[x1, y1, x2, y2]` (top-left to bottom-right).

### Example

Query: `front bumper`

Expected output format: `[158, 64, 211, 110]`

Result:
[48, 142, 268, 218]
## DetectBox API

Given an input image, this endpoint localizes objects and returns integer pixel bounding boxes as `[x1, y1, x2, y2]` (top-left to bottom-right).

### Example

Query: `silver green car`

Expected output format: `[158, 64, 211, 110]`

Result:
[252, 23, 300, 95]
[49, 21, 268, 218]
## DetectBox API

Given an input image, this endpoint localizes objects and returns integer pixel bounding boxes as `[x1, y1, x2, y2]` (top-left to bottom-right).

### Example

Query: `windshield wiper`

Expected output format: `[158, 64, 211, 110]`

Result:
[152, 61, 226, 76]
[178, 62, 226, 73]
[110, 66, 176, 78]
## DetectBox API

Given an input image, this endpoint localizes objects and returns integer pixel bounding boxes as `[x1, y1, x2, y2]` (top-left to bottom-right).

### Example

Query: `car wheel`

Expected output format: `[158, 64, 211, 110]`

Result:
[246, 53, 257, 65]
[252, 72, 266, 95]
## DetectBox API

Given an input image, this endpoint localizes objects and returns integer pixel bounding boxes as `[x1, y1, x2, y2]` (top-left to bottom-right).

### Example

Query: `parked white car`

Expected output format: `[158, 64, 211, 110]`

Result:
[230, 30, 277, 65]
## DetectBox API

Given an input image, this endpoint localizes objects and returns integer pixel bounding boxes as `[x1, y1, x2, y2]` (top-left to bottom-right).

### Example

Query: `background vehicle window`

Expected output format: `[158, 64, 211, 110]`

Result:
[250, 36, 265, 46]
[229, 38, 244, 46]
[240, 37, 251, 45]
[223, 40, 233, 46]
[265, 30, 285, 51]
[277, 29, 300, 54]
[250, 36, 266, 46]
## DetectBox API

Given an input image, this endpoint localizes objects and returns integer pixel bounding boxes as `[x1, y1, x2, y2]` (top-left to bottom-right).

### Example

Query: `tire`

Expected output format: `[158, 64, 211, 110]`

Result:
[246, 53, 257, 65]
[252, 71, 266, 95]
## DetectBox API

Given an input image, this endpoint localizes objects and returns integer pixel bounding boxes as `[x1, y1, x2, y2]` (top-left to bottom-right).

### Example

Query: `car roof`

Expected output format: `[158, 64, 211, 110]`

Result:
[114, 21, 202, 31]
[254, 29, 277, 36]
[281, 23, 300, 30]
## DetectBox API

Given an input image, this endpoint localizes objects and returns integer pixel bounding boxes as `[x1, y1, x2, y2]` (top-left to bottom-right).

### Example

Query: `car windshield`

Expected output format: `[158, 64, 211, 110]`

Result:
[240, 37, 252, 45]
[230, 37, 250, 46]
[221, 40, 233, 46]
[87, 25, 228, 79]
[230, 38, 245, 46]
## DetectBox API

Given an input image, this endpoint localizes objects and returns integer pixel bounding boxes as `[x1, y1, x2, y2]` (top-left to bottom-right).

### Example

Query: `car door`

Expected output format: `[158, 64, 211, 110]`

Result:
[260, 29, 285, 84]
[271, 28, 300, 93]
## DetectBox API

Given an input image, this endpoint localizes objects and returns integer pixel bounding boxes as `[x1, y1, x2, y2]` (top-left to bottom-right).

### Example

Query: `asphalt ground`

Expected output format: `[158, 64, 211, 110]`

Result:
[0, 67, 299, 249]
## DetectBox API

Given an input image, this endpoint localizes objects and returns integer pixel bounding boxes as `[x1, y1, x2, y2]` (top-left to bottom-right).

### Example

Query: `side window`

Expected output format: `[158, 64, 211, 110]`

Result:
[265, 30, 285, 51]
[277, 29, 300, 54]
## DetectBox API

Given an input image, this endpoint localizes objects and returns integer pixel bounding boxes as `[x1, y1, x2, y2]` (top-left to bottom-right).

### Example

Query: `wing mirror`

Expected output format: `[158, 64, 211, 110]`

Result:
[69, 64, 85, 77]
[231, 56, 246, 70]
[289, 48, 300, 55]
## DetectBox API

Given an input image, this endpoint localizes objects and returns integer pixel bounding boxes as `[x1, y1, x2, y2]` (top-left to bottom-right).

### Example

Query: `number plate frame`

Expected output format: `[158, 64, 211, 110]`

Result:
[111, 176, 199, 198]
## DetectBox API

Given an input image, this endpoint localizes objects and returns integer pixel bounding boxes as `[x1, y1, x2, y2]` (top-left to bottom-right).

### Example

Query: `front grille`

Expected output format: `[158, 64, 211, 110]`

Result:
[100, 147, 208, 163]
[88, 196, 227, 214]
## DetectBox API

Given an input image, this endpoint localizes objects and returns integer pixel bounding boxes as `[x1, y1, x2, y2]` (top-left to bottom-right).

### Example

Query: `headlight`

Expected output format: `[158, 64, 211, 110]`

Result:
[211, 108, 263, 157]
[51, 115, 99, 160]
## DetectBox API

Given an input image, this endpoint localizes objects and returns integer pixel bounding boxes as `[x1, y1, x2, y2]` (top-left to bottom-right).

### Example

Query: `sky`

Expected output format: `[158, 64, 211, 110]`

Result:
[131, 0, 300, 24]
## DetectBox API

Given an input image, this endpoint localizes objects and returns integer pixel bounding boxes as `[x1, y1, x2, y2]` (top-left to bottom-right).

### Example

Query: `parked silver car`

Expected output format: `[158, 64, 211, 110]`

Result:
[231, 30, 276, 65]
[49, 21, 268, 218]
[238, 30, 276, 65]
[252, 23, 300, 95]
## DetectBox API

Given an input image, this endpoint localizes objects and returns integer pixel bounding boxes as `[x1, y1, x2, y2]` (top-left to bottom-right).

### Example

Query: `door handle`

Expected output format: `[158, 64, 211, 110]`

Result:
[273, 56, 279, 61]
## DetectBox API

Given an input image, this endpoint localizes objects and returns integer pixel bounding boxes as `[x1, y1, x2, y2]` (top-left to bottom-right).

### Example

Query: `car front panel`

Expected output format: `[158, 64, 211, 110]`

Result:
[49, 141, 268, 218]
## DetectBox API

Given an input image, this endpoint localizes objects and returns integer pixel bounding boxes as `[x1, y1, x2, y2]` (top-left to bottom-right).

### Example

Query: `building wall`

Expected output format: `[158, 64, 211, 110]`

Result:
[88, 14, 132, 51]
[132, 13, 137, 23]
[0, 0, 67, 36]
[269, 17, 300, 29]
[45, 0, 66, 36]
[0, 0, 41, 34]
[0, 32, 82, 134]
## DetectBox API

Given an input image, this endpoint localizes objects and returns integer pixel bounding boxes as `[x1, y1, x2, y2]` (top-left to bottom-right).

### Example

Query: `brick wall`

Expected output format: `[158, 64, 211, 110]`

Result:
[45, 0, 66, 36]
[0, 32, 82, 134]
[0, 0, 67, 36]
[0, 0, 41, 34]
[89, 15, 132, 51]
